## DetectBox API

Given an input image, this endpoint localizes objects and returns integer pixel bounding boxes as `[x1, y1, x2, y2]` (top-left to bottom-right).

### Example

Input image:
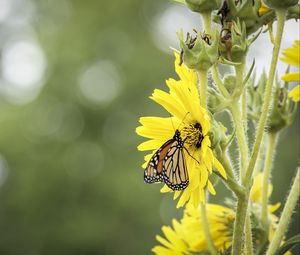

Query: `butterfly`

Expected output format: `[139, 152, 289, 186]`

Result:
[144, 129, 189, 191]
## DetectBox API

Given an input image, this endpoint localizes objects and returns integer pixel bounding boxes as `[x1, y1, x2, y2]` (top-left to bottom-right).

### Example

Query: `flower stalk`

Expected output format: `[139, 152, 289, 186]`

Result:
[261, 132, 278, 231]
[198, 69, 208, 108]
[232, 9, 287, 255]
[200, 203, 218, 255]
[266, 168, 300, 255]
[243, 9, 287, 186]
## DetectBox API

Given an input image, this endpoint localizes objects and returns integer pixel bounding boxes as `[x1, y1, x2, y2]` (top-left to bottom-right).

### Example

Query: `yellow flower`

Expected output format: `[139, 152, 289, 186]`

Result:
[152, 174, 291, 255]
[136, 53, 226, 208]
[152, 204, 234, 255]
[152, 219, 188, 255]
[281, 40, 300, 102]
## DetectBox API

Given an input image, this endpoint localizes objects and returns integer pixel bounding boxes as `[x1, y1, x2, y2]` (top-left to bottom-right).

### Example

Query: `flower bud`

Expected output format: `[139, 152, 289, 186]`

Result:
[263, 0, 298, 9]
[177, 29, 219, 71]
[248, 72, 298, 132]
[219, 20, 248, 62]
[267, 80, 298, 133]
[223, 74, 236, 94]
[185, 0, 222, 13]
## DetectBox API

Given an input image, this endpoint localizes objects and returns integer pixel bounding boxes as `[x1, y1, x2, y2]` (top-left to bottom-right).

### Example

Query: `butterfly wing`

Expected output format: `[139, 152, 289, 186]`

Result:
[144, 139, 189, 191]
[162, 141, 189, 191]
[144, 139, 174, 184]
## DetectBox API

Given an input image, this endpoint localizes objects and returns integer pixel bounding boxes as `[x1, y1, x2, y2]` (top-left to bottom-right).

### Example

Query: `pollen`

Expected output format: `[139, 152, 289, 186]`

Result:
[182, 122, 204, 149]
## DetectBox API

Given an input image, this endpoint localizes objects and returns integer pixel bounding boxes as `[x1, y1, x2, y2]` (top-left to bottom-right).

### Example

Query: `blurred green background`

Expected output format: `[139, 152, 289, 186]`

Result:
[0, 0, 298, 254]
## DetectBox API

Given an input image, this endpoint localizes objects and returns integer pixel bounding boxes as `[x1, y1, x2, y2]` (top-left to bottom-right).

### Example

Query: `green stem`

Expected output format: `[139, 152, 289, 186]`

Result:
[211, 65, 230, 97]
[230, 102, 249, 180]
[261, 132, 278, 231]
[243, 9, 286, 186]
[198, 70, 208, 108]
[201, 12, 212, 34]
[218, 154, 245, 197]
[232, 9, 286, 255]
[242, 89, 247, 132]
[253, 134, 266, 177]
[231, 191, 249, 255]
[245, 212, 254, 255]
[266, 168, 300, 255]
[200, 203, 218, 255]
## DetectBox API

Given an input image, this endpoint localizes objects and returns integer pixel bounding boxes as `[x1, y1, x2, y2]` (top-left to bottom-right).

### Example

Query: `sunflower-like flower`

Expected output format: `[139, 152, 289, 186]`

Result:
[152, 203, 234, 255]
[281, 40, 300, 102]
[136, 53, 226, 208]
[152, 173, 290, 255]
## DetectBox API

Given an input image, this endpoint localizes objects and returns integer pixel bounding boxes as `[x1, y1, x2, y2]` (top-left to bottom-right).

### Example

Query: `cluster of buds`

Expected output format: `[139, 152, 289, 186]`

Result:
[248, 72, 298, 133]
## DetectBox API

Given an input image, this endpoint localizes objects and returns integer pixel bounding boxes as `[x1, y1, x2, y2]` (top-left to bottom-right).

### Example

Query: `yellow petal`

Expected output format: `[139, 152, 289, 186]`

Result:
[288, 85, 300, 102]
[207, 180, 216, 195]
[281, 72, 300, 82]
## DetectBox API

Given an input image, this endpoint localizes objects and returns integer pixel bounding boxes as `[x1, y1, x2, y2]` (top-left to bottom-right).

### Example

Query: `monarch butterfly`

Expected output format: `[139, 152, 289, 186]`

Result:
[144, 129, 189, 191]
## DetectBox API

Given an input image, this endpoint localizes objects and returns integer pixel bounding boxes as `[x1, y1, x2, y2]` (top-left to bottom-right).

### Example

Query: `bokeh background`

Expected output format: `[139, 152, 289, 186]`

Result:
[0, 0, 298, 254]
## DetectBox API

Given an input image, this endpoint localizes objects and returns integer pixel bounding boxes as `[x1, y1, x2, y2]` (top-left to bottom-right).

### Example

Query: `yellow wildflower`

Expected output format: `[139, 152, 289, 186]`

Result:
[281, 40, 300, 102]
[152, 204, 234, 255]
[152, 174, 291, 255]
[136, 53, 226, 208]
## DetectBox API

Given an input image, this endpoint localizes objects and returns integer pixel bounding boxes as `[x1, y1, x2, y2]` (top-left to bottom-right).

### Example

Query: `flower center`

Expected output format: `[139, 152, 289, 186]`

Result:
[182, 122, 204, 149]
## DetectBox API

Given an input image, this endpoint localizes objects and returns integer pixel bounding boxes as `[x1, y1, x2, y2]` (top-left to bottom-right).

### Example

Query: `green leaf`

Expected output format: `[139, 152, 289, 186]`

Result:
[274, 234, 300, 255]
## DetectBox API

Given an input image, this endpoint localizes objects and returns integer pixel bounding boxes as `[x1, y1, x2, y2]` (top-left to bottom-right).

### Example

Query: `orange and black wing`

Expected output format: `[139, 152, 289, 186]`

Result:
[162, 140, 189, 191]
[144, 139, 174, 184]
[144, 139, 189, 191]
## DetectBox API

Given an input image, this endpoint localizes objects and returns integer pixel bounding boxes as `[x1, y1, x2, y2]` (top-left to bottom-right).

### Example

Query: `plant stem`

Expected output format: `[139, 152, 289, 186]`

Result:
[266, 168, 300, 255]
[231, 191, 249, 255]
[232, 9, 286, 255]
[242, 89, 247, 132]
[218, 154, 245, 197]
[201, 12, 212, 34]
[261, 132, 278, 231]
[198, 69, 208, 108]
[243, 9, 286, 186]
[230, 101, 249, 180]
[211, 65, 230, 97]
[245, 211, 254, 255]
[200, 203, 218, 255]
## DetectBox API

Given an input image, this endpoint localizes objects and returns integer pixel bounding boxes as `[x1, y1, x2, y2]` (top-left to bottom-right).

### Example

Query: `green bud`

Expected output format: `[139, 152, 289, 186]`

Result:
[248, 72, 298, 132]
[267, 79, 298, 133]
[209, 120, 234, 156]
[263, 0, 298, 9]
[219, 20, 248, 62]
[177, 29, 219, 71]
[185, 0, 222, 13]
[223, 74, 236, 94]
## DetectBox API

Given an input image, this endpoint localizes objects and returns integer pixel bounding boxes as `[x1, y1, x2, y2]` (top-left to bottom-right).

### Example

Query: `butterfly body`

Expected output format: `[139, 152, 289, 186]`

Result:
[144, 130, 189, 191]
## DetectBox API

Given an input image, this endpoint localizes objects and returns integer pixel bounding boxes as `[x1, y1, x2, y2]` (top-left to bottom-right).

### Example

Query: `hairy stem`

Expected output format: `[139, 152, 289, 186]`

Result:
[266, 169, 300, 255]
[201, 12, 212, 34]
[230, 102, 249, 180]
[231, 192, 249, 255]
[243, 9, 286, 186]
[218, 154, 245, 197]
[261, 132, 278, 231]
[200, 203, 218, 255]
[245, 212, 254, 255]
[211, 65, 230, 97]
[232, 9, 286, 255]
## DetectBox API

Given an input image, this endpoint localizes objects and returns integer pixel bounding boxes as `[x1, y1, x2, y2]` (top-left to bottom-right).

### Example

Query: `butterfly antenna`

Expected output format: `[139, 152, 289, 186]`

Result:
[183, 147, 199, 164]
[177, 112, 191, 130]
